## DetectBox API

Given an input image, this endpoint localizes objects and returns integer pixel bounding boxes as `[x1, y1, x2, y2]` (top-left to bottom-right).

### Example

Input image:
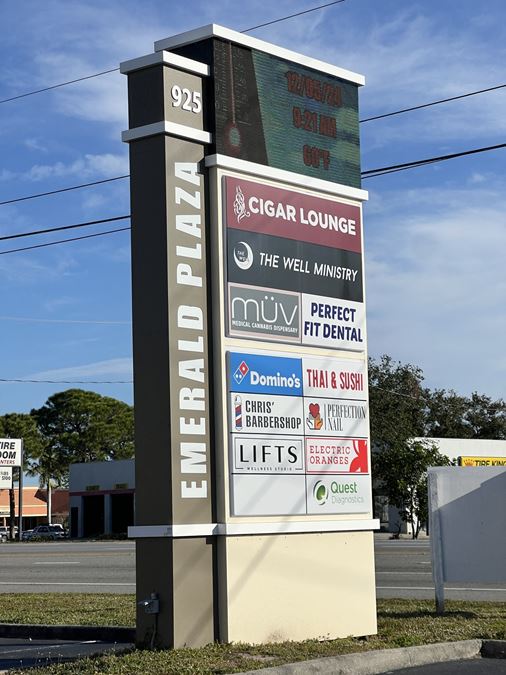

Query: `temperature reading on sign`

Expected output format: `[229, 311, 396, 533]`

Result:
[170, 84, 202, 114]
[303, 145, 330, 170]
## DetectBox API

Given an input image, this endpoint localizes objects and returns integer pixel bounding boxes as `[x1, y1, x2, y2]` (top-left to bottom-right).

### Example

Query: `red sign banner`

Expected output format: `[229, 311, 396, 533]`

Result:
[225, 176, 362, 253]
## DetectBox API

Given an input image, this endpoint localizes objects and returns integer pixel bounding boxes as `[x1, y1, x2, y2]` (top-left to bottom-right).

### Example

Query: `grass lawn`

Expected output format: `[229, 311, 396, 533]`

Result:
[0, 594, 134, 627]
[1, 596, 504, 674]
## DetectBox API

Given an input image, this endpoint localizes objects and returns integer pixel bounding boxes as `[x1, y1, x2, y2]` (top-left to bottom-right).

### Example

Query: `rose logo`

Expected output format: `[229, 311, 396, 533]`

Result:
[306, 402, 324, 430]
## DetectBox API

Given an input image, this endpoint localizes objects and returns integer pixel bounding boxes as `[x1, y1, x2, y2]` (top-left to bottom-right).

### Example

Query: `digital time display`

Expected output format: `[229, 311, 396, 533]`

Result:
[211, 41, 361, 188]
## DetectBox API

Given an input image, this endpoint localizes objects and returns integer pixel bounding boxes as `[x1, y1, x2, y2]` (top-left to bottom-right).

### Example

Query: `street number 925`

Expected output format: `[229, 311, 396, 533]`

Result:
[171, 84, 202, 114]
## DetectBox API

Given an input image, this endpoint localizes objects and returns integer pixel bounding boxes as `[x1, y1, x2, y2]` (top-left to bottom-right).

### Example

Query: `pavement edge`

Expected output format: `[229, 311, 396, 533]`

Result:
[238, 639, 486, 674]
[0, 623, 135, 643]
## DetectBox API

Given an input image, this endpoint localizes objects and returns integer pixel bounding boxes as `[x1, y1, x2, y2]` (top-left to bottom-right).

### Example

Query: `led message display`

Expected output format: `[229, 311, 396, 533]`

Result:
[213, 42, 360, 187]
[172, 39, 361, 187]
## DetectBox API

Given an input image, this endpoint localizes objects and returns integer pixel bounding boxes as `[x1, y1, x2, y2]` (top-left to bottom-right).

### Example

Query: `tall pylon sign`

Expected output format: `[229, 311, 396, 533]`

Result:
[122, 24, 378, 649]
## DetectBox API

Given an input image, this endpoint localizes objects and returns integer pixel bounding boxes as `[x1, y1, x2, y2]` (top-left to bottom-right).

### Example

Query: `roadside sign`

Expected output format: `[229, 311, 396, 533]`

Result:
[0, 467, 13, 489]
[0, 439, 23, 467]
[459, 456, 506, 467]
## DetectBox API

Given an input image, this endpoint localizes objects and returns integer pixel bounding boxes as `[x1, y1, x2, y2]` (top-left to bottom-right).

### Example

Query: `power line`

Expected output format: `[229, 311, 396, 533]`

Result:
[0, 316, 130, 325]
[5, 138, 502, 219]
[0, 215, 130, 242]
[0, 0, 503, 144]
[0, 379, 422, 398]
[0, 3, 347, 105]
[0, 140, 503, 251]
[0, 378, 132, 384]
[0, 176, 129, 207]
[372, 385, 426, 401]
[361, 142, 506, 179]
[0, 226, 130, 256]
[360, 83, 506, 123]
[0, 68, 119, 105]
[242, 0, 345, 32]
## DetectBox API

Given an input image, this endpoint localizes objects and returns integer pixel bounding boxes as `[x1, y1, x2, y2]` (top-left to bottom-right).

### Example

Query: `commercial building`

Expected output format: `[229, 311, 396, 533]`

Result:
[0, 487, 68, 530]
[69, 459, 134, 538]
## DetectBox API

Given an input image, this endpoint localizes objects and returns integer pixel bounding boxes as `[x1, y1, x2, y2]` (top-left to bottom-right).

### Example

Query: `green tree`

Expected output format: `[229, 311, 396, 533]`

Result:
[0, 413, 43, 538]
[425, 389, 506, 440]
[368, 355, 427, 451]
[425, 389, 472, 438]
[31, 390, 134, 507]
[465, 393, 506, 439]
[373, 440, 450, 539]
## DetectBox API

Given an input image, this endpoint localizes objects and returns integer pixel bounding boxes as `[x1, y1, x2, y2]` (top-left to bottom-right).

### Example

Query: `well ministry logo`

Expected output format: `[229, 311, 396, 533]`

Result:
[232, 241, 254, 270]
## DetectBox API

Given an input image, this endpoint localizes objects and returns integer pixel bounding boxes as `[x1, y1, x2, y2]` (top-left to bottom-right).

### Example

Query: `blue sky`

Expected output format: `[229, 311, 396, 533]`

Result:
[0, 0, 505, 420]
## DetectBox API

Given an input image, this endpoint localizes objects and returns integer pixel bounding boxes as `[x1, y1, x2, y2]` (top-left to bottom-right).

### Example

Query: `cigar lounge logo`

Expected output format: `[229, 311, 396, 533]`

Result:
[233, 185, 251, 223]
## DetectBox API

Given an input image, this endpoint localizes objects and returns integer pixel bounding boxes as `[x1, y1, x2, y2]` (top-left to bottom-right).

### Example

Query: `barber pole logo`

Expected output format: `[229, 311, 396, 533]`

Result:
[234, 395, 243, 430]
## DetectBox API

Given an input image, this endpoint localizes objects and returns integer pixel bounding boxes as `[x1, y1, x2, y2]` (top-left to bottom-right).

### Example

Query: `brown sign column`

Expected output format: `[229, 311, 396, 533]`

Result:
[122, 52, 215, 648]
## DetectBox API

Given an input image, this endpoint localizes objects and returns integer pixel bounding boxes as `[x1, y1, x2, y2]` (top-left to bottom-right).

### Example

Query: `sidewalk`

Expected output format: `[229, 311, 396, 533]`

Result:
[238, 640, 505, 675]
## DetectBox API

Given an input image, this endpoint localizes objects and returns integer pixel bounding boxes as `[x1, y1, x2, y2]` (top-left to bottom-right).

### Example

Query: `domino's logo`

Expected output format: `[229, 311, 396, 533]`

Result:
[234, 361, 249, 384]
[228, 351, 302, 396]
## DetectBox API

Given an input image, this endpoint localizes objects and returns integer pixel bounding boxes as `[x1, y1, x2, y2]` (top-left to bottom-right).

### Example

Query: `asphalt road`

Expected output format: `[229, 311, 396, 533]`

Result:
[0, 537, 505, 600]
[0, 541, 135, 593]
[374, 537, 506, 602]
[0, 637, 131, 670]
[381, 658, 506, 674]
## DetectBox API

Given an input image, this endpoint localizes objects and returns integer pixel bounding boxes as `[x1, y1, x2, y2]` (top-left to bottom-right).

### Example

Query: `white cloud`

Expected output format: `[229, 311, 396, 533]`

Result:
[42, 296, 77, 313]
[81, 192, 107, 211]
[0, 254, 77, 285]
[29, 357, 133, 380]
[0, 169, 16, 182]
[366, 181, 506, 398]
[24, 138, 48, 152]
[24, 153, 128, 182]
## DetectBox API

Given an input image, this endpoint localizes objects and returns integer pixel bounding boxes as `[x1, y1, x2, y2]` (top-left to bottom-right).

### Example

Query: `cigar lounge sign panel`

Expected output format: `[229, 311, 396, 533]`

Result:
[225, 176, 366, 352]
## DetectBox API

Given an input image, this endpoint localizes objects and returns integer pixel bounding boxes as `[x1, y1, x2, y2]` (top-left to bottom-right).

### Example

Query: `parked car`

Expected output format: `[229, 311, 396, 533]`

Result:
[23, 525, 66, 541]
[0, 526, 18, 541]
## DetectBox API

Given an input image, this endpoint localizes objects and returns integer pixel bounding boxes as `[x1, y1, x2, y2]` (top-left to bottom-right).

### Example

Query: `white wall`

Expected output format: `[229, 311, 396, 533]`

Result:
[429, 466, 506, 583]
[414, 437, 506, 462]
[69, 459, 134, 492]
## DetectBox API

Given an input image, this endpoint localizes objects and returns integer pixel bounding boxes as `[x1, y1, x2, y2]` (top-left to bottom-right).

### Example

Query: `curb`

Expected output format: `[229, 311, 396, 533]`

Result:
[0, 623, 135, 643]
[482, 640, 506, 659]
[238, 639, 506, 674]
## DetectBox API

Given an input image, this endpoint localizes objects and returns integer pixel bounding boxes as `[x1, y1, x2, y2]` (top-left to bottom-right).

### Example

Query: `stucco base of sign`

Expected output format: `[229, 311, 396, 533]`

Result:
[217, 529, 377, 643]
